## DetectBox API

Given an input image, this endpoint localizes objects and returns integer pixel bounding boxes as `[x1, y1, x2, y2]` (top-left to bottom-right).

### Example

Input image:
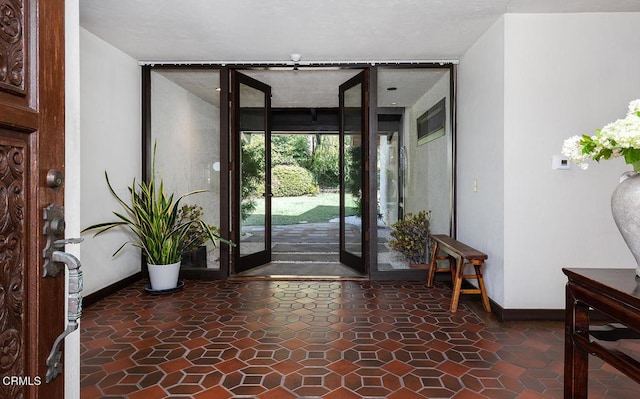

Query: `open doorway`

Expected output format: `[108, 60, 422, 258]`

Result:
[231, 69, 368, 277]
[237, 132, 362, 277]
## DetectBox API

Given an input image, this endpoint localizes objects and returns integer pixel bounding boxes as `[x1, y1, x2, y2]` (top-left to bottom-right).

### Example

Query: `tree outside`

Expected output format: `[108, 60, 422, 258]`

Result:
[241, 133, 357, 225]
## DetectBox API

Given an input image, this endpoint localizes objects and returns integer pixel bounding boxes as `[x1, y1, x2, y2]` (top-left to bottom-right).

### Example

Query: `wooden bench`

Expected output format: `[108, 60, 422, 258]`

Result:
[426, 234, 491, 313]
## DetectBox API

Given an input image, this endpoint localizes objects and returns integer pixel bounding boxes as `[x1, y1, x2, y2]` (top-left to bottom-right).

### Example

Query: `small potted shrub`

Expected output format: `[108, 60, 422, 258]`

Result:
[389, 210, 431, 267]
[177, 204, 217, 268]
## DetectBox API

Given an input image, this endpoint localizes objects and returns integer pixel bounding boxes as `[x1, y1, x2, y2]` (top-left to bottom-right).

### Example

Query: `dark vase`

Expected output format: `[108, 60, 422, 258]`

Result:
[180, 245, 207, 268]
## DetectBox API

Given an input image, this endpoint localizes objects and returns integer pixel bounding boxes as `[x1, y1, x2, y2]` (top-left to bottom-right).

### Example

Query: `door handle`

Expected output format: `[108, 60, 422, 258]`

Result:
[41, 204, 84, 382]
[45, 247, 83, 383]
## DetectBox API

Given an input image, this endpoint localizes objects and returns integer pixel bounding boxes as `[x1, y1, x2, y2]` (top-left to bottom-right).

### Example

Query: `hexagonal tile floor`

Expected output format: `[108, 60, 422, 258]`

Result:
[80, 280, 640, 398]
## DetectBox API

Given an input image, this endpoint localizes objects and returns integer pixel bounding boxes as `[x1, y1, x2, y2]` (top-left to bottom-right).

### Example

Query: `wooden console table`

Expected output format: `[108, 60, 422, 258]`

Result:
[563, 268, 640, 398]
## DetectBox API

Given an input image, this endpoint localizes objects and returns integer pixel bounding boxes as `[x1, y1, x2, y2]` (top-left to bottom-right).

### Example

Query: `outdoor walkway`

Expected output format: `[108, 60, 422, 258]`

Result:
[237, 221, 408, 276]
[80, 279, 640, 398]
[239, 222, 362, 277]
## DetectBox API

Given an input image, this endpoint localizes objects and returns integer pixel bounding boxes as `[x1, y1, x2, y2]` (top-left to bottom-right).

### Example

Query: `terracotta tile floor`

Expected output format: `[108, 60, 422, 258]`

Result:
[80, 280, 640, 398]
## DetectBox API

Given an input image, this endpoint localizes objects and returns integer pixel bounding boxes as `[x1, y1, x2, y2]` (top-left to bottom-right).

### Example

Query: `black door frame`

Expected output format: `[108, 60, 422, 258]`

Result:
[230, 70, 273, 273]
[339, 70, 369, 274]
[141, 62, 456, 281]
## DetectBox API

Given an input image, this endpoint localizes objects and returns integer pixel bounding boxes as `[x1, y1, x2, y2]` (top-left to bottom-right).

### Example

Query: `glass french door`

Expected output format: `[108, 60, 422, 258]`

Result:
[232, 71, 272, 272]
[339, 70, 368, 273]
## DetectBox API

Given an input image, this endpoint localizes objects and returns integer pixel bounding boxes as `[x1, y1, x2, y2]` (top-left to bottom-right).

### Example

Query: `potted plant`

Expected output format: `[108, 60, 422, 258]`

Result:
[177, 204, 216, 268]
[82, 142, 232, 291]
[389, 210, 431, 268]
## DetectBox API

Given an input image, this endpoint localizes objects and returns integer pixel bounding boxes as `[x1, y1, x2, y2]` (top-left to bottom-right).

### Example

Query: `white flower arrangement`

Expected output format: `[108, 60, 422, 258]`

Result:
[562, 99, 640, 171]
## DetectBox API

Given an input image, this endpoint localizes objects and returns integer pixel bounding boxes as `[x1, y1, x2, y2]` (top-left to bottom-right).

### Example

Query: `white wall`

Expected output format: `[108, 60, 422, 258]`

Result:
[503, 13, 640, 309]
[457, 17, 506, 306]
[80, 28, 142, 295]
[458, 13, 640, 310]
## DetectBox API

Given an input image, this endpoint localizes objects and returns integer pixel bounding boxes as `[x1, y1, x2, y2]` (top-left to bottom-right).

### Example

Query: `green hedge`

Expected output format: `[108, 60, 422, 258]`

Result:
[272, 165, 319, 197]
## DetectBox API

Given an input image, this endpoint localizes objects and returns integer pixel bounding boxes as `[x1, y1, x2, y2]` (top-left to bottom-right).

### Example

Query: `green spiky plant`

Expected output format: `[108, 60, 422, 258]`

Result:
[82, 142, 233, 265]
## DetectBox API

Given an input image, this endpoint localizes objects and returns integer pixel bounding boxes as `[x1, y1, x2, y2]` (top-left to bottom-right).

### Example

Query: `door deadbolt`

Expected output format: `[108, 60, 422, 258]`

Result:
[46, 170, 64, 188]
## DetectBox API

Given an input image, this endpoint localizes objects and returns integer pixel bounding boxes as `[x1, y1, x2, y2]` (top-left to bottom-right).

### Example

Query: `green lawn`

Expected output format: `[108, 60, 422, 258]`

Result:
[243, 192, 359, 225]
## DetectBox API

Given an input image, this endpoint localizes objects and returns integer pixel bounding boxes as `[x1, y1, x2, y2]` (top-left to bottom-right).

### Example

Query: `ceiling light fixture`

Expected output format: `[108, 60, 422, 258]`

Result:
[290, 53, 301, 71]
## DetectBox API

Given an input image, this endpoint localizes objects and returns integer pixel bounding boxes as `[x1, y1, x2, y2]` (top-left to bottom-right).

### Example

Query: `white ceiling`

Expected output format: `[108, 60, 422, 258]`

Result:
[82, 0, 640, 108]
[80, 0, 640, 63]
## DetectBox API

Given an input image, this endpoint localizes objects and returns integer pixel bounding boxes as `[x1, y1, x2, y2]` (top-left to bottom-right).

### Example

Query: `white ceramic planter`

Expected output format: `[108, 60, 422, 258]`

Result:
[147, 261, 181, 290]
[611, 171, 640, 278]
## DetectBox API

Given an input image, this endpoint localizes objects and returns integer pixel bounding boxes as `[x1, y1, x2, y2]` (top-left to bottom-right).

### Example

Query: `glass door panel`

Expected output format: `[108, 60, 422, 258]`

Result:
[240, 129, 266, 257]
[150, 69, 223, 270]
[339, 71, 367, 273]
[375, 67, 453, 274]
[232, 71, 272, 272]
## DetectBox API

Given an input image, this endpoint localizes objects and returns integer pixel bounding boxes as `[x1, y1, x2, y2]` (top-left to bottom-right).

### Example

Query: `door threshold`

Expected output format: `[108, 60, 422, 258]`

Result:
[229, 274, 368, 281]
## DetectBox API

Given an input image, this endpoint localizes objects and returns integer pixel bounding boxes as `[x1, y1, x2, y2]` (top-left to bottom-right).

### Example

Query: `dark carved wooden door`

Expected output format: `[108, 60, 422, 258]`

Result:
[0, 0, 66, 398]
